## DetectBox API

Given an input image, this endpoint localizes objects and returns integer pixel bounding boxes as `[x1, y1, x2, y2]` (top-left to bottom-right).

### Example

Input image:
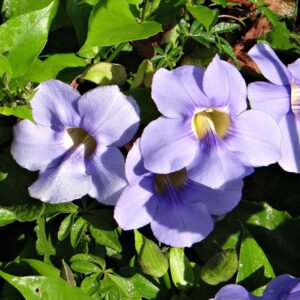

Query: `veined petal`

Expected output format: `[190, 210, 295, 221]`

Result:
[86, 146, 127, 205]
[278, 113, 300, 173]
[114, 176, 158, 230]
[151, 66, 209, 118]
[11, 120, 68, 171]
[288, 59, 300, 81]
[203, 55, 247, 114]
[125, 139, 147, 184]
[30, 80, 81, 129]
[185, 179, 243, 215]
[29, 145, 92, 203]
[140, 117, 198, 174]
[151, 193, 213, 247]
[78, 85, 140, 147]
[214, 285, 259, 300]
[263, 275, 300, 300]
[226, 110, 282, 167]
[187, 139, 253, 189]
[248, 43, 292, 85]
[248, 81, 290, 122]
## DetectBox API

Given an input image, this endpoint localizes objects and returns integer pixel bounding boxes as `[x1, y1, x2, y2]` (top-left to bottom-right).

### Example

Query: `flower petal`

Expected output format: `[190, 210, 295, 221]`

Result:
[125, 139, 147, 184]
[187, 140, 253, 189]
[11, 120, 68, 171]
[140, 117, 198, 174]
[185, 179, 243, 215]
[227, 110, 281, 167]
[203, 55, 247, 114]
[29, 145, 92, 203]
[78, 85, 140, 147]
[278, 113, 300, 173]
[248, 43, 292, 85]
[288, 59, 300, 81]
[30, 80, 81, 129]
[263, 275, 300, 300]
[248, 81, 290, 122]
[114, 176, 158, 230]
[214, 284, 258, 300]
[86, 146, 127, 205]
[151, 66, 209, 118]
[151, 192, 213, 247]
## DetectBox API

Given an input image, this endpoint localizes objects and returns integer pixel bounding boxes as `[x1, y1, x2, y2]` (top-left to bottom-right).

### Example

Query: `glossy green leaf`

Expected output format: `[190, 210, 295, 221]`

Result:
[0, 105, 32, 121]
[0, 270, 92, 300]
[70, 261, 100, 274]
[79, 0, 161, 55]
[201, 249, 238, 285]
[100, 273, 141, 300]
[57, 214, 76, 241]
[0, 54, 13, 77]
[0, 1, 58, 78]
[137, 233, 168, 278]
[35, 218, 56, 263]
[169, 248, 194, 288]
[211, 22, 240, 34]
[70, 253, 105, 270]
[2, 203, 44, 222]
[70, 217, 88, 248]
[42, 202, 78, 218]
[186, 4, 218, 31]
[0, 207, 16, 226]
[236, 225, 275, 296]
[130, 59, 154, 90]
[82, 62, 127, 86]
[81, 273, 100, 296]
[23, 259, 60, 277]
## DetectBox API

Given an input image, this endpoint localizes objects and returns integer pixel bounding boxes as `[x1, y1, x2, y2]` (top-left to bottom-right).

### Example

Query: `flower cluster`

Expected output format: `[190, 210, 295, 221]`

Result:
[214, 274, 300, 300]
[12, 44, 298, 247]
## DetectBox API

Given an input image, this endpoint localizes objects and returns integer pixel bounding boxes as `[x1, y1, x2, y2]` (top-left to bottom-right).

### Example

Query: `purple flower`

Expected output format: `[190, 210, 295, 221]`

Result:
[214, 275, 300, 300]
[11, 80, 139, 204]
[248, 43, 300, 173]
[114, 140, 243, 247]
[140, 55, 281, 189]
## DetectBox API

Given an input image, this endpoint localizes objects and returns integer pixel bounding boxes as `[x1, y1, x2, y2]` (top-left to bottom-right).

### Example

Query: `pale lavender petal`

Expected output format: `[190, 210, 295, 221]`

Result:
[248, 43, 292, 85]
[278, 113, 300, 173]
[86, 146, 128, 205]
[187, 139, 253, 189]
[78, 85, 140, 147]
[263, 275, 300, 300]
[226, 110, 282, 167]
[29, 145, 92, 203]
[140, 117, 198, 174]
[114, 176, 158, 230]
[288, 59, 300, 81]
[214, 285, 259, 300]
[185, 179, 243, 215]
[248, 82, 290, 122]
[11, 120, 68, 171]
[203, 55, 247, 114]
[151, 66, 210, 118]
[125, 139, 147, 184]
[30, 80, 81, 129]
[151, 193, 213, 247]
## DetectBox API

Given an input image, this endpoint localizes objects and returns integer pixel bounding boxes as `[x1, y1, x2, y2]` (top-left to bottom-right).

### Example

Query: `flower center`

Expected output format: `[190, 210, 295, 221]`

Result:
[291, 85, 300, 115]
[191, 108, 231, 139]
[65, 128, 97, 156]
[154, 169, 187, 196]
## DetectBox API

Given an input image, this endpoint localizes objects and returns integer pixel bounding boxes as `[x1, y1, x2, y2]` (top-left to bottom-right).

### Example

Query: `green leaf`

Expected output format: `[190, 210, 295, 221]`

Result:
[57, 213, 76, 241]
[186, 4, 218, 31]
[0, 54, 13, 77]
[42, 202, 78, 218]
[82, 62, 127, 86]
[70, 253, 105, 270]
[23, 259, 60, 277]
[79, 0, 161, 55]
[70, 261, 100, 274]
[0, 105, 33, 121]
[100, 273, 141, 300]
[0, 270, 93, 300]
[35, 218, 56, 263]
[20, 54, 87, 84]
[130, 59, 154, 90]
[211, 22, 240, 34]
[0, 207, 16, 226]
[201, 249, 239, 285]
[169, 248, 194, 288]
[1, 203, 44, 222]
[81, 273, 100, 296]
[137, 233, 168, 278]
[70, 217, 88, 248]
[236, 225, 275, 296]
[0, 1, 58, 78]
